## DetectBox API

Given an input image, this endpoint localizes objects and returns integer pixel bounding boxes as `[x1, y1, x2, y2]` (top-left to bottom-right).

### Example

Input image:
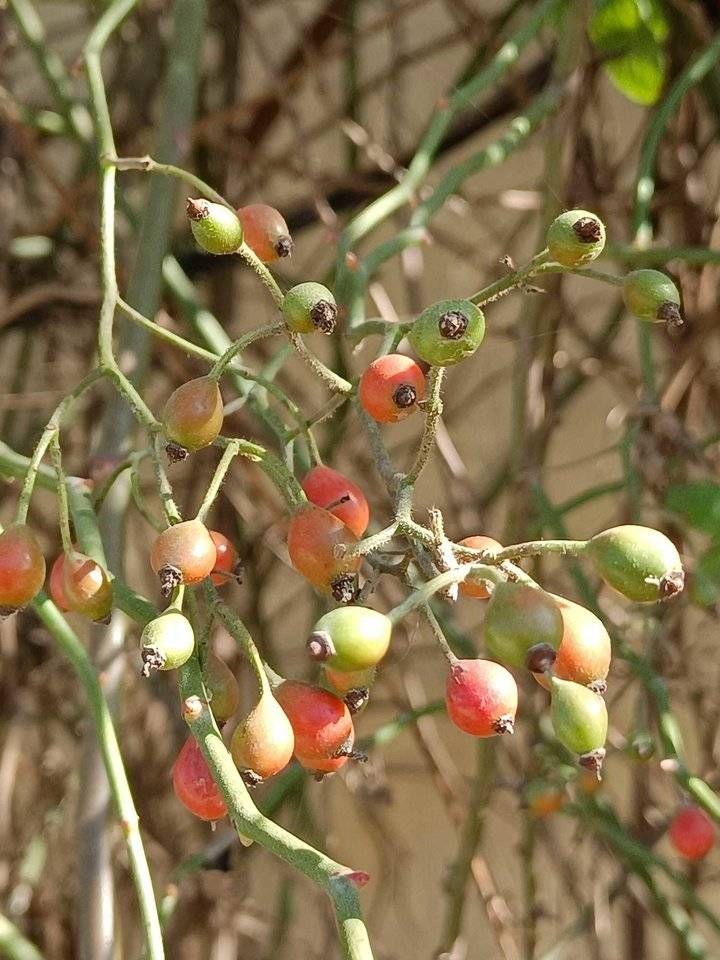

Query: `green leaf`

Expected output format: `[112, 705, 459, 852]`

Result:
[665, 482, 720, 535]
[690, 543, 720, 608]
[590, 0, 668, 105]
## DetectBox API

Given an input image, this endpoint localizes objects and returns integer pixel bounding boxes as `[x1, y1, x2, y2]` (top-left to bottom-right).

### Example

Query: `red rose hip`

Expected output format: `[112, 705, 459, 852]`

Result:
[301, 465, 370, 538]
[446, 659, 518, 737]
[172, 736, 227, 822]
[359, 354, 426, 423]
[668, 806, 715, 861]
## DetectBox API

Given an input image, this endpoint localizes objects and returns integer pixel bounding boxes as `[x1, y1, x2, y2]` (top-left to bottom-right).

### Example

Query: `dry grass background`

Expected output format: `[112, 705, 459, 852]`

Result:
[3, 1, 720, 958]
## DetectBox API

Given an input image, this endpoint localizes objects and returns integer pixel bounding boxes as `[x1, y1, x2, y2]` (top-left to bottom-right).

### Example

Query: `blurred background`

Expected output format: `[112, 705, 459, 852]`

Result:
[3, 0, 720, 957]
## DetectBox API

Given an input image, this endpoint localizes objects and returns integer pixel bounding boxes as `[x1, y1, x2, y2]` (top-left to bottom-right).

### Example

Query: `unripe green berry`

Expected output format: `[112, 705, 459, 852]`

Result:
[546, 210, 606, 268]
[550, 676, 608, 759]
[282, 282, 338, 335]
[407, 299, 485, 366]
[308, 606, 392, 672]
[622, 269, 682, 326]
[187, 198, 243, 255]
[587, 524, 684, 603]
[484, 582, 563, 668]
[141, 610, 195, 676]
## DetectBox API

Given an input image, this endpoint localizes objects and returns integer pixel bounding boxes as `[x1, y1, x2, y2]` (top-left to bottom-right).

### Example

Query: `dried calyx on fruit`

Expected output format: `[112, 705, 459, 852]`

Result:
[446, 659, 518, 737]
[546, 209, 605, 268]
[623, 269, 683, 327]
[150, 519, 217, 597]
[186, 198, 243, 255]
[162, 376, 223, 455]
[230, 690, 295, 786]
[140, 610, 195, 675]
[484, 582, 563, 668]
[0, 524, 46, 618]
[283, 282, 338, 335]
[308, 606, 392, 672]
[550, 676, 608, 778]
[586, 524, 684, 603]
[408, 298, 485, 366]
[359, 354, 426, 423]
[287, 503, 361, 600]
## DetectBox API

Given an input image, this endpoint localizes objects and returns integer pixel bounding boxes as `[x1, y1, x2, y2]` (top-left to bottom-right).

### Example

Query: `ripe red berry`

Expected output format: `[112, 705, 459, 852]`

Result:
[445, 659, 518, 737]
[209, 531, 242, 587]
[237, 203, 293, 262]
[230, 691, 295, 785]
[62, 550, 113, 622]
[0, 524, 46, 617]
[457, 536, 502, 600]
[162, 377, 223, 454]
[202, 652, 240, 723]
[150, 520, 217, 597]
[359, 354, 426, 423]
[301, 465, 370, 538]
[275, 681, 353, 765]
[533, 595, 611, 692]
[172, 736, 227, 822]
[287, 504, 361, 601]
[49, 552, 70, 611]
[668, 806, 715, 861]
[141, 611, 195, 675]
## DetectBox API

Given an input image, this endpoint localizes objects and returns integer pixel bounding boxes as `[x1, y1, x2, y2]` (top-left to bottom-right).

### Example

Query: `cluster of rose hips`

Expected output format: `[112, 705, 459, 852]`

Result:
[1, 202, 711, 860]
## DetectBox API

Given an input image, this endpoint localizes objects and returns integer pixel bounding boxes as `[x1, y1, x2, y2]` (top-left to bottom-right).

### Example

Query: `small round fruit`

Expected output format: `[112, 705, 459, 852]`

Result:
[301, 465, 369, 538]
[230, 692, 295, 785]
[172, 736, 227, 822]
[587, 525, 684, 603]
[202, 653, 240, 722]
[283, 282, 337, 335]
[668, 806, 715, 861]
[408, 299, 485, 366]
[275, 681, 353, 762]
[623, 269, 682, 326]
[526, 781, 565, 818]
[546, 210, 605, 267]
[458, 536, 502, 599]
[238, 203, 293, 261]
[141, 610, 195, 675]
[359, 354, 426, 423]
[0, 524, 46, 617]
[446, 659, 518, 737]
[49, 552, 70, 611]
[533, 595, 611, 691]
[287, 504, 361, 600]
[308, 606, 391, 672]
[62, 551, 113, 622]
[162, 377, 223, 453]
[484, 582, 563, 668]
[209, 531, 242, 587]
[550, 676, 608, 774]
[186, 198, 243, 255]
[150, 520, 217, 597]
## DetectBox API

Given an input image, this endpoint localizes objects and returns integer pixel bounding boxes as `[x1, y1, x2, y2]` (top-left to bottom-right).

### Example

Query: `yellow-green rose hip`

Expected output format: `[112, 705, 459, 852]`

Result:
[308, 606, 392, 672]
[141, 610, 195, 676]
[186, 198, 243, 255]
[407, 299, 485, 366]
[550, 676, 608, 776]
[282, 282, 338, 334]
[546, 210, 605, 267]
[587, 525, 684, 603]
[622, 269, 682, 326]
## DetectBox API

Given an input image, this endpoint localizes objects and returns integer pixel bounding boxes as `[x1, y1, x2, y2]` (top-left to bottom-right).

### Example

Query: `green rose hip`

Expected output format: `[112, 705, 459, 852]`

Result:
[187, 198, 243, 255]
[141, 610, 195, 676]
[308, 606, 392, 672]
[550, 676, 608, 777]
[484, 582, 563, 668]
[408, 299, 485, 366]
[587, 525, 684, 603]
[546, 210, 605, 268]
[282, 282, 338, 334]
[622, 269, 682, 326]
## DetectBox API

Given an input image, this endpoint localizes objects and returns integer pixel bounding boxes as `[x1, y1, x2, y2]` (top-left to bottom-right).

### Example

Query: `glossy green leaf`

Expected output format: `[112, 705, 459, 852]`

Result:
[666, 482, 720, 535]
[690, 544, 720, 608]
[590, 0, 668, 105]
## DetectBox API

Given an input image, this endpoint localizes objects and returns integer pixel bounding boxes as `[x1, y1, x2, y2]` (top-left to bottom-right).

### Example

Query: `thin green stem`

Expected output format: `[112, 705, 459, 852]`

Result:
[210, 589, 268, 696]
[403, 366, 444, 485]
[387, 565, 502, 624]
[454, 537, 587, 564]
[287, 332, 353, 395]
[49, 435, 73, 554]
[107, 155, 231, 208]
[236, 244, 285, 309]
[196, 441, 239, 522]
[151, 434, 182, 524]
[470, 249, 551, 305]
[342, 522, 400, 559]
[0, 914, 45, 960]
[209, 321, 285, 380]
